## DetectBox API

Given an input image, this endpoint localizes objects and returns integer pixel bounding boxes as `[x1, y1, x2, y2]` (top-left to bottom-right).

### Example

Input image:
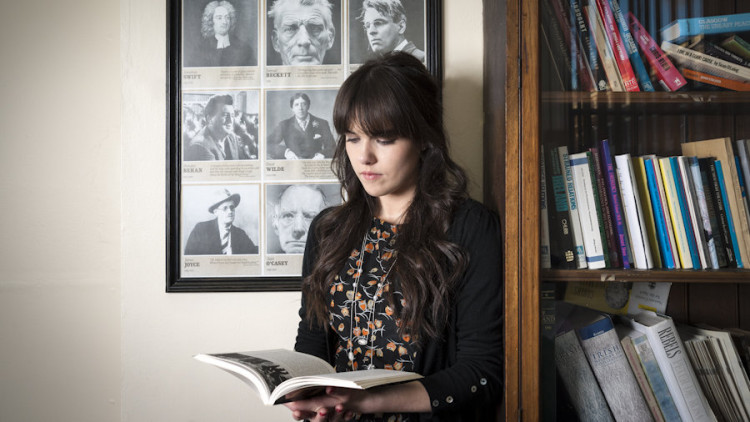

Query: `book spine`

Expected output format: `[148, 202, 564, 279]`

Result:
[659, 157, 692, 269]
[548, 146, 578, 268]
[595, 0, 640, 91]
[677, 156, 709, 269]
[705, 158, 737, 267]
[715, 160, 745, 268]
[616, 153, 651, 269]
[653, 157, 682, 268]
[601, 140, 631, 268]
[577, 316, 654, 421]
[661, 13, 750, 44]
[621, 335, 666, 422]
[735, 154, 750, 242]
[632, 334, 683, 422]
[587, 150, 612, 267]
[540, 283, 557, 421]
[661, 41, 750, 83]
[572, 0, 609, 91]
[541, 147, 552, 269]
[644, 157, 675, 269]
[721, 34, 750, 61]
[560, 146, 589, 268]
[633, 156, 663, 268]
[570, 152, 607, 268]
[586, 4, 625, 91]
[689, 157, 721, 269]
[671, 157, 702, 269]
[591, 146, 621, 267]
[547, 0, 578, 90]
[691, 38, 750, 68]
[555, 329, 616, 421]
[628, 13, 687, 92]
[629, 314, 717, 422]
[541, 1, 573, 90]
[681, 68, 750, 91]
[739, 140, 750, 225]
[609, 0, 655, 91]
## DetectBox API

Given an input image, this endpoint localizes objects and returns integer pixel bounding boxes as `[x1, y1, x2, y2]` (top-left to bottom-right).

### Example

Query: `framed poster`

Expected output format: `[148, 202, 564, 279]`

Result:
[167, 0, 443, 292]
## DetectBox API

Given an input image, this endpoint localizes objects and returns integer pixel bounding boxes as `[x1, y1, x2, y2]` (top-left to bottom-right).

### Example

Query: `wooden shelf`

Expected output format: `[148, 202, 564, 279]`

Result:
[541, 268, 750, 283]
[542, 91, 750, 114]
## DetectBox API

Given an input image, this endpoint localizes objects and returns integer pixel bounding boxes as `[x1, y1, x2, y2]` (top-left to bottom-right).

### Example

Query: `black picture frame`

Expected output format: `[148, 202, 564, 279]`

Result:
[167, 0, 443, 292]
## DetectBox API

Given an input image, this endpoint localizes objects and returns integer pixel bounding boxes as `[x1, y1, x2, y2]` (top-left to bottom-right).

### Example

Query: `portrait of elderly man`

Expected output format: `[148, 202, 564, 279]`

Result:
[266, 92, 335, 160]
[267, 0, 339, 66]
[269, 185, 328, 254]
[184, 189, 258, 255]
[184, 0, 257, 67]
[357, 0, 424, 62]
[184, 94, 250, 161]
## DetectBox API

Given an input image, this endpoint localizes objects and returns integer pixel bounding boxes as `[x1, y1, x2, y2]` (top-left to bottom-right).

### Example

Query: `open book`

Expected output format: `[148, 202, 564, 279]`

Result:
[194, 349, 423, 405]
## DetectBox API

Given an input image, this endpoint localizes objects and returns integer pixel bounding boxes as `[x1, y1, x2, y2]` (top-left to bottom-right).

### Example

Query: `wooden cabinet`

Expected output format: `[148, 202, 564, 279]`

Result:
[484, 1, 750, 420]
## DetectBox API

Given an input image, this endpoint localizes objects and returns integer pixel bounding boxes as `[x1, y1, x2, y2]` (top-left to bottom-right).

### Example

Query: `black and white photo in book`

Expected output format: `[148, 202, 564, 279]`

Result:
[182, 90, 261, 162]
[265, 183, 342, 255]
[167, 0, 442, 291]
[265, 89, 337, 160]
[348, 0, 425, 65]
[182, 0, 259, 68]
[266, 0, 342, 66]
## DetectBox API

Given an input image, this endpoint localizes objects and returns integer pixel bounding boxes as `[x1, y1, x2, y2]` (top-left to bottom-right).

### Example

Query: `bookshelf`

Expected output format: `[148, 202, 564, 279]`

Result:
[484, 1, 750, 420]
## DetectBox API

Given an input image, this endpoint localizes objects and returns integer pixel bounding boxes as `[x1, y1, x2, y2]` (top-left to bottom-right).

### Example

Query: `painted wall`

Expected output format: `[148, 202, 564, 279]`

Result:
[0, 0, 483, 420]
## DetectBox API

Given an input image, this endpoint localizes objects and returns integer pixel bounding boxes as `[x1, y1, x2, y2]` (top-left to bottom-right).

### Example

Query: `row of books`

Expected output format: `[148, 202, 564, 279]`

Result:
[542, 0, 750, 92]
[541, 137, 750, 270]
[551, 300, 750, 422]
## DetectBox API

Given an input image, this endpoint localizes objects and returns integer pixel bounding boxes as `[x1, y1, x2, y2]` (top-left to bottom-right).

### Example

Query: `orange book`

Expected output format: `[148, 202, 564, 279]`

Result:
[682, 68, 750, 91]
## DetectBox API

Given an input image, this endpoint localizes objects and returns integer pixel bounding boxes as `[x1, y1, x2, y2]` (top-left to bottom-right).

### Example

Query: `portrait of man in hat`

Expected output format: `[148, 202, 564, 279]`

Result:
[184, 188, 258, 255]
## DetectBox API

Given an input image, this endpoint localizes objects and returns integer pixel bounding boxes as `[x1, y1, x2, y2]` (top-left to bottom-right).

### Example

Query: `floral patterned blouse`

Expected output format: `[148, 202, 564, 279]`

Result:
[327, 218, 418, 422]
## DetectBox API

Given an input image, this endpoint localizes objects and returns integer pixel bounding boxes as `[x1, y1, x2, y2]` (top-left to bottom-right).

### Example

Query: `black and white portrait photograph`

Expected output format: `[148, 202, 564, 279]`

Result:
[183, 90, 260, 161]
[265, 89, 337, 160]
[182, 184, 260, 255]
[266, 0, 342, 66]
[349, 0, 425, 65]
[265, 183, 341, 254]
[182, 0, 258, 68]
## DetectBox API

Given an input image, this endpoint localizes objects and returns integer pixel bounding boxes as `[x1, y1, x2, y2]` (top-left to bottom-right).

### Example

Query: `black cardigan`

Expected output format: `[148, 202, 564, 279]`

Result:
[295, 199, 504, 421]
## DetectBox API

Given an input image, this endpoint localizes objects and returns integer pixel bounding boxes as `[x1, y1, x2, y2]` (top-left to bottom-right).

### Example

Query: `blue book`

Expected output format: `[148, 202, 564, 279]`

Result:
[661, 12, 750, 44]
[608, 0, 655, 91]
[670, 157, 701, 269]
[715, 160, 744, 268]
[630, 331, 682, 422]
[600, 139, 631, 269]
[644, 158, 675, 269]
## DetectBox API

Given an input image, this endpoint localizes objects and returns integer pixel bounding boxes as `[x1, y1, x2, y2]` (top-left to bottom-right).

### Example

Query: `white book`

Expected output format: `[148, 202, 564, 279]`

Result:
[615, 153, 652, 269]
[569, 152, 606, 269]
[194, 349, 422, 406]
[626, 312, 717, 422]
[585, 4, 625, 91]
[558, 146, 588, 268]
[678, 156, 709, 269]
[540, 146, 552, 269]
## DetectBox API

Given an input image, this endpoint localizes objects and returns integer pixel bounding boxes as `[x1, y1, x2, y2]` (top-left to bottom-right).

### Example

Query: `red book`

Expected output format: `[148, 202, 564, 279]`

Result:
[628, 12, 687, 92]
[594, 0, 640, 91]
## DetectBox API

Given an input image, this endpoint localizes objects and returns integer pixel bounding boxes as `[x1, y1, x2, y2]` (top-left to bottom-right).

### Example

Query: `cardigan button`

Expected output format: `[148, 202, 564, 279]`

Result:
[432, 400, 439, 407]
[471, 385, 477, 393]
[480, 378, 487, 385]
[446, 396, 454, 404]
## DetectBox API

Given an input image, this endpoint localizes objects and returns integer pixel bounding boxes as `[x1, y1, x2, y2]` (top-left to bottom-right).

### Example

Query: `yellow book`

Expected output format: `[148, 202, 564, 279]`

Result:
[633, 156, 663, 268]
[682, 137, 750, 266]
[659, 157, 693, 268]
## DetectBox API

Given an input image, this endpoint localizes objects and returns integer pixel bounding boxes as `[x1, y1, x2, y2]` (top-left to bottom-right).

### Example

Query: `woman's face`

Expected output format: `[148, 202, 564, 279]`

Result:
[345, 124, 420, 204]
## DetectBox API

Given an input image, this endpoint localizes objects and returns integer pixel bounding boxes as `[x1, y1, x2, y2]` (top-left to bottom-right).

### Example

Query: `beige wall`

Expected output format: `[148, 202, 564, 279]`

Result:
[0, 0, 483, 420]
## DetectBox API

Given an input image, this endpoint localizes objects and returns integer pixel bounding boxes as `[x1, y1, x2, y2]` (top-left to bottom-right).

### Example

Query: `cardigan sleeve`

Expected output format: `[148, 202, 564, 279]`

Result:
[417, 200, 504, 415]
[293, 209, 334, 363]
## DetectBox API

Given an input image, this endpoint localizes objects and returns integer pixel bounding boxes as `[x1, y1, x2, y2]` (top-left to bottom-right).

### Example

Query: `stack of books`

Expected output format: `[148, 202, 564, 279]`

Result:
[541, 138, 750, 270]
[551, 299, 750, 422]
[542, 0, 750, 92]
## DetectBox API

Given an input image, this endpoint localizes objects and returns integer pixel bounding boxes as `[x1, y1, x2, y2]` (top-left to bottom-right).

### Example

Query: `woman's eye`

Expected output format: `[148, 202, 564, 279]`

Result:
[377, 138, 396, 145]
[345, 137, 359, 143]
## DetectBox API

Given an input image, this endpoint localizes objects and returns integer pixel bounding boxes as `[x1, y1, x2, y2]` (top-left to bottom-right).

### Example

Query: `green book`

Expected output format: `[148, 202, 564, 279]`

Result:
[721, 34, 750, 61]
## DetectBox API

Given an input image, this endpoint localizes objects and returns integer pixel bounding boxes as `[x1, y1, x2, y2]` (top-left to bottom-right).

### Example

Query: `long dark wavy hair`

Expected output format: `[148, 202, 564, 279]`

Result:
[303, 52, 469, 340]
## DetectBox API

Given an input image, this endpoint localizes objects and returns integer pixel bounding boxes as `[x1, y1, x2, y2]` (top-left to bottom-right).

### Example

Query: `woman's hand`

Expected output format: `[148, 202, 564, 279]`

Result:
[283, 387, 366, 421]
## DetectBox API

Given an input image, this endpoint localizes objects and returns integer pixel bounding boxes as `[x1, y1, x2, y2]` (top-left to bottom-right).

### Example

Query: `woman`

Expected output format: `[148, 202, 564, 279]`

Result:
[286, 52, 503, 421]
